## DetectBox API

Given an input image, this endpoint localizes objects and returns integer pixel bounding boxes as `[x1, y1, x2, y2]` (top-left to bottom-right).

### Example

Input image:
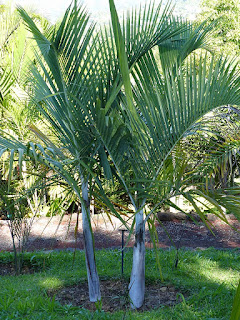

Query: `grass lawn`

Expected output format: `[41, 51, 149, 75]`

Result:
[0, 248, 239, 319]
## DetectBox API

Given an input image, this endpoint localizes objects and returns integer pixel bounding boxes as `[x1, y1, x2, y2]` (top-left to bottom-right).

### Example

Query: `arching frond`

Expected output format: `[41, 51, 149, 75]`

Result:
[128, 53, 240, 183]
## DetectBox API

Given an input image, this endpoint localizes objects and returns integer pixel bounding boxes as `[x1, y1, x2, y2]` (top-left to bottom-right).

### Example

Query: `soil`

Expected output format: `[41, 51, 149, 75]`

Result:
[49, 279, 184, 312]
[153, 217, 240, 249]
[0, 262, 39, 276]
[0, 213, 240, 252]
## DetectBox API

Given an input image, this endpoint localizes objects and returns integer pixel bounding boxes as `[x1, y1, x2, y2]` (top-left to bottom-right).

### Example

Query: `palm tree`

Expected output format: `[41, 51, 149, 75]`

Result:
[0, 0, 195, 302]
[2, 0, 238, 307]
[105, 1, 240, 307]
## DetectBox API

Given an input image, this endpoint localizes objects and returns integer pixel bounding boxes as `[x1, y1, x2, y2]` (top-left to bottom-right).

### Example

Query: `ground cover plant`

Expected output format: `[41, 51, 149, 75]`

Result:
[0, 248, 239, 319]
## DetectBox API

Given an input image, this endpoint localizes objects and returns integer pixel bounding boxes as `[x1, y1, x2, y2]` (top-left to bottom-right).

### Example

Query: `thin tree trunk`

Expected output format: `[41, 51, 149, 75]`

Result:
[129, 208, 145, 308]
[81, 178, 101, 302]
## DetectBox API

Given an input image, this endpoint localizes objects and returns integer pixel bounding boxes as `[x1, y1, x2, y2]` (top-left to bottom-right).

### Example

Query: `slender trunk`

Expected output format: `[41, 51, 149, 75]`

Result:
[81, 179, 101, 302]
[22, 161, 37, 215]
[129, 208, 145, 308]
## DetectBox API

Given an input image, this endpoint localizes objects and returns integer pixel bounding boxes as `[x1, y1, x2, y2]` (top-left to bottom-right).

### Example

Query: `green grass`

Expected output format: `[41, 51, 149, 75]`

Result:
[0, 248, 239, 319]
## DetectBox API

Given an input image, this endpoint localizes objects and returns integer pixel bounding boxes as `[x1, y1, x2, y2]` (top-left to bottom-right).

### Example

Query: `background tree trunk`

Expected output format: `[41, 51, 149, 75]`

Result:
[81, 179, 101, 302]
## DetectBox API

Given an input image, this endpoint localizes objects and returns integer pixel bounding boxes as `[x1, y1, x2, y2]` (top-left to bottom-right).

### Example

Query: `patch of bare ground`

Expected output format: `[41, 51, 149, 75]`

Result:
[49, 279, 184, 312]
[0, 262, 38, 276]
[152, 213, 240, 249]
[0, 213, 240, 251]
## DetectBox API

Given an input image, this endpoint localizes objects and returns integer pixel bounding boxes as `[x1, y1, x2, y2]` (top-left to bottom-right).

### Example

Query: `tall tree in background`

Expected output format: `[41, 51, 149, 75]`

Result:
[197, 0, 240, 56]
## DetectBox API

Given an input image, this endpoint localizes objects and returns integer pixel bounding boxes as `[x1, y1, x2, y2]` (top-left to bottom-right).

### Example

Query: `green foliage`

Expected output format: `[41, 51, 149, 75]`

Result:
[0, 0, 239, 223]
[0, 0, 240, 310]
[230, 279, 240, 320]
[198, 0, 240, 56]
[0, 251, 50, 271]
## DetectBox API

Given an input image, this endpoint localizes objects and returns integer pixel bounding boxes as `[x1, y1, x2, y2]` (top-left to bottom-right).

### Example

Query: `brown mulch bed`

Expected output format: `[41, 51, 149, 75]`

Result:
[0, 213, 239, 252]
[152, 218, 240, 249]
[0, 262, 39, 276]
[0, 262, 21, 276]
[49, 280, 184, 312]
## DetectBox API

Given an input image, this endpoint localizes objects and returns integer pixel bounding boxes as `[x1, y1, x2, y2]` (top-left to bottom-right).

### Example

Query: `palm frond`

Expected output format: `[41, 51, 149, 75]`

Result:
[0, 69, 15, 102]
[129, 53, 240, 182]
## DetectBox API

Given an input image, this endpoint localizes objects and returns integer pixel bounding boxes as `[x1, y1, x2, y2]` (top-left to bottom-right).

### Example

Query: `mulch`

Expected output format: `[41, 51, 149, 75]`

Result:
[0, 213, 239, 252]
[48, 279, 184, 312]
[153, 218, 240, 249]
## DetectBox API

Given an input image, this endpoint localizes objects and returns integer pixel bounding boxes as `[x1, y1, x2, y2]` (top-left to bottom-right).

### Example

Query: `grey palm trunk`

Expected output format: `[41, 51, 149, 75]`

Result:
[81, 179, 101, 302]
[129, 208, 145, 308]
